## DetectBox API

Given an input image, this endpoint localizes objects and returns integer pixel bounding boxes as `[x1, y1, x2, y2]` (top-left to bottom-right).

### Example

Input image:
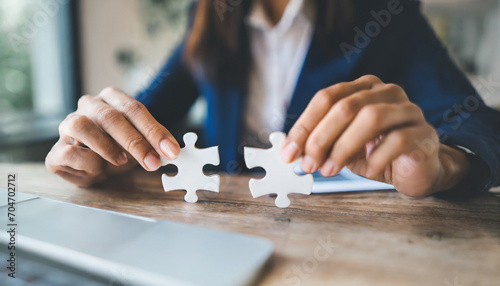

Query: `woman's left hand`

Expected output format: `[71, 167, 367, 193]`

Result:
[281, 75, 470, 197]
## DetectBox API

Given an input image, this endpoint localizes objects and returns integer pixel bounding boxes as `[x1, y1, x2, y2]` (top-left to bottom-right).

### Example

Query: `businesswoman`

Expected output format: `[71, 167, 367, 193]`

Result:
[46, 0, 500, 198]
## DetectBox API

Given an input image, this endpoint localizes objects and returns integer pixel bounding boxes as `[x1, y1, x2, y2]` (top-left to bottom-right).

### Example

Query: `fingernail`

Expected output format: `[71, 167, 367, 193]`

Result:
[320, 159, 336, 177]
[117, 152, 128, 165]
[144, 152, 161, 171]
[281, 141, 299, 163]
[301, 156, 317, 173]
[160, 139, 179, 160]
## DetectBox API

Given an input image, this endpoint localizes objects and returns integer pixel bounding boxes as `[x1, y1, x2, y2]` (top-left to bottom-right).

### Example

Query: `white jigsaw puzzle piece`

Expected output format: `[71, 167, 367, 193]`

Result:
[160, 132, 220, 203]
[244, 132, 313, 208]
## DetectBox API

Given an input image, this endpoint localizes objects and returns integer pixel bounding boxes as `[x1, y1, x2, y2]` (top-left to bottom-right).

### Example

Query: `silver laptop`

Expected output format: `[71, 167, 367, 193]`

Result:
[0, 189, 273, 286]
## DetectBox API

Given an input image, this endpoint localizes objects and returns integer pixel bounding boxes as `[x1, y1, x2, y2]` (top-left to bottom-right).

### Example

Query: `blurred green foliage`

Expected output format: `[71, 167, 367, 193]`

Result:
[0, 1, 33, 114]
[137, 0, 190, 38]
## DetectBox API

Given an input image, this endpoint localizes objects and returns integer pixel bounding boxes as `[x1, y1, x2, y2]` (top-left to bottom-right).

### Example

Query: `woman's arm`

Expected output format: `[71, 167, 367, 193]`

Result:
[136, 43, 200, 132]
[394, 4, 500, 197]
[281, 75, 468, 197]
[45, 87, 181, 187]
[45, 44, 200, 187]
[282, 2, 500, 197]
[46, 3, 202, 187]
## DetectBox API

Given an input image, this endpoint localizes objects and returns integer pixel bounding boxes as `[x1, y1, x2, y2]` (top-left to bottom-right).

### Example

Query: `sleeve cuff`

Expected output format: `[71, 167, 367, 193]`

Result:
[433, 150, 491, 200]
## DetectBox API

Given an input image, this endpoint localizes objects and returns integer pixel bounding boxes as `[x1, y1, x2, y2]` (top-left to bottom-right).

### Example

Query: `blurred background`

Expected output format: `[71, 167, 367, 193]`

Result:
[0, 0, 499, 163]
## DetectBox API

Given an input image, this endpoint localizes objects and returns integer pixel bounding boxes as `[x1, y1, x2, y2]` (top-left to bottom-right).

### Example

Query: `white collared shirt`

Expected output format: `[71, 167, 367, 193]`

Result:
[244, 0, 314, 146]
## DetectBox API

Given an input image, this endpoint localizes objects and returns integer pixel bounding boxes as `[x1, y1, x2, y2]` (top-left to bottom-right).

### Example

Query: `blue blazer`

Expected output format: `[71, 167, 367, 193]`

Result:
[137, 1, 500, 197]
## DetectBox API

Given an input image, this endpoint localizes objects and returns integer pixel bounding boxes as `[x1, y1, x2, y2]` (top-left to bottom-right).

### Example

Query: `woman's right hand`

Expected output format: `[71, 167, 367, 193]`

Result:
[45, 87, 180, 187]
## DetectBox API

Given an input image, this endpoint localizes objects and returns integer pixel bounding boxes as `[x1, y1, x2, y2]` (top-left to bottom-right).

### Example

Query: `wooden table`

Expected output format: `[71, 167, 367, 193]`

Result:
[1, 163, 499, 286]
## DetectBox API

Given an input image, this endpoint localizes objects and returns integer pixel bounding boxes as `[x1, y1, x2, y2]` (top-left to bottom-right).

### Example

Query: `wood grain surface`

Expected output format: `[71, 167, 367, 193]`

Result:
[1, 163, 499, 286]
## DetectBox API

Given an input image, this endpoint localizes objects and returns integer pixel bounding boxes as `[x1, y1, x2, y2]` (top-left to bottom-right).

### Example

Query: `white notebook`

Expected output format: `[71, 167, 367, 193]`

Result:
[310, 167, 395, 193]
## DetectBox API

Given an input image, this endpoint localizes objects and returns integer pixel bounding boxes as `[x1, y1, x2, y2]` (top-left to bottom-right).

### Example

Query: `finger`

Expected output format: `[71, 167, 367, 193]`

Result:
[302, 84, 408, 173]
[59, 114, 128, 166]
[78, 95, 161, 171]
[366, 124, 437, 179]
[98, 87, 180, 160]
[46, 140, 105, 177]
[55, 170, 106, 188]
[322, 102, 425, 177]
[282, 75, 382, 163]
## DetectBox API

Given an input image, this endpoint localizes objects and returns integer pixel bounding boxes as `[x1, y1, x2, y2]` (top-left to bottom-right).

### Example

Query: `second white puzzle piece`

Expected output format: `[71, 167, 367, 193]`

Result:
[244, 132, 313, 208]
[161, 132, 220, 203]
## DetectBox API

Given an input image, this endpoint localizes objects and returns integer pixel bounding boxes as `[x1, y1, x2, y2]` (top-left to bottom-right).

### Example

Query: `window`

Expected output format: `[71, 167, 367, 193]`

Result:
[0, 0, 79, 162]
[422, 0, 500, 108]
